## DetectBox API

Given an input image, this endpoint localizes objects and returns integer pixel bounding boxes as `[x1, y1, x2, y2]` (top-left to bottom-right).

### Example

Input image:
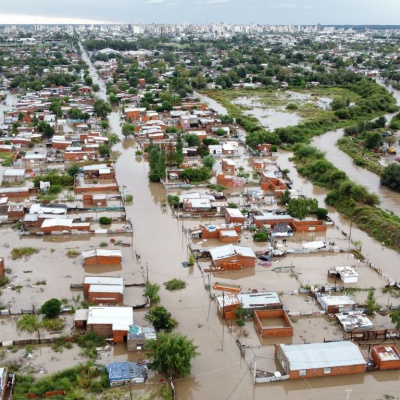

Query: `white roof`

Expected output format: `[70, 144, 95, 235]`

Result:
[87, 307, 133, 331]
[318, 295, 355, 308]
[219, 230, 238, 237]
[238, 292, 280, 308]
[222, 158, 236, 166]
[3, 169, 25, 177]
[41, 218, 73, 228]
[188, 198, 211, 208]
[209, 244, 256, 261]
[84, 276, 123, 286]
[279, 341, 366, 370]
[82, 249, 122, 259]
[226, 208, 244, 218]
[88, 284, 123, 294]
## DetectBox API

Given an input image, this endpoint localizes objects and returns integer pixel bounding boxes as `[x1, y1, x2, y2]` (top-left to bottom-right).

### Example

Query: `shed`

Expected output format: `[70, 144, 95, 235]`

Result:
[106, 361, 147, 386]
[276, 341, 366, 379]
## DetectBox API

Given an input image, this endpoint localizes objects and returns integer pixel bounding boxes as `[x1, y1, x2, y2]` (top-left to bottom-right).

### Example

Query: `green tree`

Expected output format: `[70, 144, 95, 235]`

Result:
[365, 288, 377, 315]
[389, 308, 400, 330]
[365, 132, 382, 150]
[381, 163, 400, 192]
[121, 123, 136, 139]
[202, 155, 216, 169]
[184, 134, 200, 147]
[67, 163, 80, 177]
[145, 332, 199, 378]
[98, 143, 110, 157]
[287, 198, 318, 220]
[145, 306, 177, 332]
[37, 121, 55, 139]
[107, 133, 120, 148]
[93, 99, 112, 118]
[41, 298, 61, 318]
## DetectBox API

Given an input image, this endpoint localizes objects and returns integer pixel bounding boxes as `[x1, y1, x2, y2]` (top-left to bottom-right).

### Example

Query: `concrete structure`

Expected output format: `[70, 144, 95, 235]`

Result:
[225, 208, 245, 224]
[2, 168, 25, 183]
[106, 361, 147, 386]
[317, 295, 356, 313]
[82, 249, 122, 266]
[86, 306, 134, 343]
[254, 309, 294, 338]
[276, 342, 366, 379]
[83, 276, 124, 304]
[127, 325, 157, 351]
[41, 218, 91, 233]
[371, 345, 400, 370]
[209, 244, 256, 268]
[7, 205, 24, 222]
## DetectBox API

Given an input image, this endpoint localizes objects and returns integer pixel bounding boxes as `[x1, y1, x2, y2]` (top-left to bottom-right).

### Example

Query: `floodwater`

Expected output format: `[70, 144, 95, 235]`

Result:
[0, 48, 399, 400]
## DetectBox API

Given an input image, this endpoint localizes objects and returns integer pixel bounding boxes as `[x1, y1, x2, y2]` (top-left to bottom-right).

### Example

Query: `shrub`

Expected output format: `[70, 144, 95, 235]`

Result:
[99, 216, 112, 225]
[66, 249, 79, 258]
[145, 306, 177, 332]
[11, 247, 39, 260]
[144, 282, 161, 304]
[17, 314, 40, 332]
[41, 298, 62, 318]
[164, 278, 187, 291]
[124, 194, 133, 202]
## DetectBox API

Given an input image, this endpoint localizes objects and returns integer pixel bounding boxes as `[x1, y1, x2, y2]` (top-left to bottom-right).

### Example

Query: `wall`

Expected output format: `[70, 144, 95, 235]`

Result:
[371, 347, 400, 370]
[254, 309, 293, 338]
[87, 323, 113, 337]
[290, 220, 327, 233]
[88, 291, 123, 304]
[213, 255, 255, 268]
[84, 255, 122, 266]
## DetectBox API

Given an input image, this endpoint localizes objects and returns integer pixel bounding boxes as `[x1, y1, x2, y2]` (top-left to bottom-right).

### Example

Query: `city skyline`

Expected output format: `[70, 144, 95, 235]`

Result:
[0, 0, 400, 26]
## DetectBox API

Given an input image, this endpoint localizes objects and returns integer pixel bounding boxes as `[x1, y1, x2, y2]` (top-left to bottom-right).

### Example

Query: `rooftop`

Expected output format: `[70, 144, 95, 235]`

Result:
[106, 361, 147, 383]
[87, 307, 133, 331]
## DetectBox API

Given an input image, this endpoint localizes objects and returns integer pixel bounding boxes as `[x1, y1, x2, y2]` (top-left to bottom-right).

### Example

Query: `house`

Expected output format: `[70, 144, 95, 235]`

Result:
[106, 361, 147, 386]
[221, 158, 236, 174]
[208, 144, 223, 155]
[276, 342, 366, 379]
[225, 208, 245, 224]
[83, 276, 124, 304]
[2, 169, 25, 184]
[216, 291, 281, 319]
[317, 295, 356, 313]
[85, 306, 134, 342]
[127, 324, 157, 351]
[0, 186, 30, 198]
[329, 266, 358, 283]
[41, 218, 91, 233]
[82, 249, 122, 266]
[83, 194, 107, 207]
[371, 345, 400, 370]
[7, 205, 24, 222]
[209, 244, 256, 268]
[0, 367, 8, 400]
[252, 212, 293, 229]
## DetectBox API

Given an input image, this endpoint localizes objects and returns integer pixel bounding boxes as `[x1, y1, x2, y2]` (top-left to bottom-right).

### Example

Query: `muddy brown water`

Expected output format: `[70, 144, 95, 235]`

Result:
[0, 50, 399, 399]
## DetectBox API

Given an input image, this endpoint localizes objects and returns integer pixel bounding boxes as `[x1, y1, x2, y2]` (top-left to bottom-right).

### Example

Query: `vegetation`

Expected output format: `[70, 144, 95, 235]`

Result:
[66, 249, 80, 258]
[41, 298, 62, 318]
[11, 247, 39, 260]
[164, 278, 187, 291]
[389, 308, 400, 330]
[145, 306, 177, 332]
[168, 195, 180, 208]
[381, 163, 400, 192]
[253, 229, 269, 242]
[144, 281, 161, 304]
[121, 123, 136, 138]
[233, 304, 248, 327]
[124, 194, 134, 202]
[145, 332, 199, 378]
[287, 197, 318, 220]
[16, 315, 40, 332]
[365, 288, 378, 315]
[99, 216, 112, 225]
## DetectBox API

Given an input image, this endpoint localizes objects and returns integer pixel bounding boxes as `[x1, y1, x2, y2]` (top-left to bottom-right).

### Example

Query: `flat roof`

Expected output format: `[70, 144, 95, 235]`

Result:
[219, 230, 238, 237]
[87, 307, 133, 331]
[280, 341, 366, 370]
[106, 361, 147, 382]
[226, 208, 244, 218]
[209, 244, 255, 261]
[84, 277, 123, 285]
[3, 169, 25, 176]
[318, 295, 355, 307]
[88, 284, 123, 294]
[238, 292, 281, 308]
[41, 218, 73, 228]
[82, 249, 122, 259]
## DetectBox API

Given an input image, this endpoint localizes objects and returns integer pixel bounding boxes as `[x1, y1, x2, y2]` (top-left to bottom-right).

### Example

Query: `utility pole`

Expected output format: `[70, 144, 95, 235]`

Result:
[146, 262, 149, 284]
[221, 291, 225, 351]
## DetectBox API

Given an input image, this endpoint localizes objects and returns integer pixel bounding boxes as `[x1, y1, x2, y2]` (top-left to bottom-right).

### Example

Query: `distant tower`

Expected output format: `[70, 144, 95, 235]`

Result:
[316, 23, 322, 32]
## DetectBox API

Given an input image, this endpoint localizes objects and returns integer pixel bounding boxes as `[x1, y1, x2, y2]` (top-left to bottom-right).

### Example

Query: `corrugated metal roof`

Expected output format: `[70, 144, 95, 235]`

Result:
[280, 341, 366, 370]
[209, 244, 256, 261]
[41, 218, 73, 228]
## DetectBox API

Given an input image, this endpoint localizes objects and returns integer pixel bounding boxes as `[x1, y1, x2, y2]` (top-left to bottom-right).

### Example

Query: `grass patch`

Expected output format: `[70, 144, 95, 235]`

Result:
[164, 278, 187, 291]
[17, 315, 40, 332]
[99, 241, 108, 247]
[41, 318, 65, 331]
[11, 247, 39, 260]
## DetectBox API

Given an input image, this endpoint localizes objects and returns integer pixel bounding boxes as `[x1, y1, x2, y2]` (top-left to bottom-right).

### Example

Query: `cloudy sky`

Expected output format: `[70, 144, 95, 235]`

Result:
[0, 0, 399, 25]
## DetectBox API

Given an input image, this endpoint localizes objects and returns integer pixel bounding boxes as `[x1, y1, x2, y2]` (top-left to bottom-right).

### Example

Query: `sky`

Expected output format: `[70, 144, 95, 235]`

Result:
[0, 0, 400, 25]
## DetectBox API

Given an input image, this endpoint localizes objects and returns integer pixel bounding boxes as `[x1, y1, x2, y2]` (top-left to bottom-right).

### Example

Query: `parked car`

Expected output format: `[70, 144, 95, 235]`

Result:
[257, 254, 271, 261]
[382, 131, 393, 137]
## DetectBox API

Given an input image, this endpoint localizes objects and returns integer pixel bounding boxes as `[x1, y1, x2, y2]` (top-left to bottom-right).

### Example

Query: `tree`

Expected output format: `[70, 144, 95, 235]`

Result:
[67, 163, 80, 177]
[184, 134, 200, 147]
[37, 121, 55, 139]
[93, 99, 112, 118]
[145, 306, 177, 332]
[145, 332, 199, 378]
[202, 155, 215, 169]
[365, 288, 377, 315]
[287, 198, 318, 220]
[41, 298, 61, 318]
[121, 123, 135, 139]
[107, 133, 120, 148]
[98, 144, 110, 157]
[365, 132, 382, 150]
[390, 308, 400, 330]
[381, 163, 400, 192]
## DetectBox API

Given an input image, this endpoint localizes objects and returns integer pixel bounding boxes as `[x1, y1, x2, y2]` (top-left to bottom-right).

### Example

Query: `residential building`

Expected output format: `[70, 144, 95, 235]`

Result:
[127, 324, 157, 351]
[106, 361, 147, 386]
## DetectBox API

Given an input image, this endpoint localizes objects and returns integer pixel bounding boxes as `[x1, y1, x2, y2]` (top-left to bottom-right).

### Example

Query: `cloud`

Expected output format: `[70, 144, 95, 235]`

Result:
[200, 0, 232, 4]
[146, 0, 166, 4]
[267, 3, 296, 9]
[305, 5, 312, 10]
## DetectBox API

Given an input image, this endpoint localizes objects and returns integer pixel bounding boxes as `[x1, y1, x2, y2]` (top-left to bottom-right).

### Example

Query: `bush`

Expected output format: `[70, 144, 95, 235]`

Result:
[11, 247, 39, 260]
[66, 249, 79, 258]
[17, 315, 40, 332]
[41, 298, 62, 318]
[144, 282, 161, 304]
[99, 216, 112, 225]
[164, 278, 187, 291]
[124, 194, 133, 202]
[145, 306, 177, 332]
[253, 231, 268, 242]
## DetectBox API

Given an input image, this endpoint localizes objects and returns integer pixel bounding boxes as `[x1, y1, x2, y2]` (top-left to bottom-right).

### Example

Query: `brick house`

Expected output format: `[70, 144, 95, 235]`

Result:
[276, 342, 366, 379]
[225, 208, 245, 224]
[82, 249, 122, 266]
[254, 309, 293, 338]
[127, 325, 157, 352]
[371, 345, 400, 370]
[83, 276, 123, 304]
[209, 244, 256, 268]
